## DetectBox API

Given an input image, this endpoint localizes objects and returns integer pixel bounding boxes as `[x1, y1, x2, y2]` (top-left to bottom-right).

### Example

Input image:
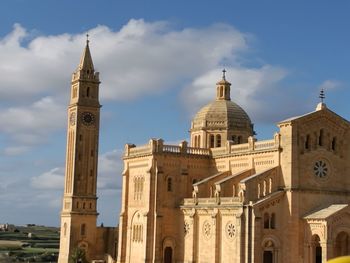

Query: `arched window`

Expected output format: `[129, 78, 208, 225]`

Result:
[167, 177, 172, 192]
[312, 235, 322, 263]
[210, 135, 215, 148]
[164, 247, 173, 263]
[220, 86, 223, 97]
[86, 87, 90, 97]
[216, 134, 221, 147]
[332, 137, 337, 151]
[80, 224, 86, 236]
[305, 134, 310, 149]
[63, 223, 67, 237]
[319, 129, 324, 146]
[197, 135, 201, 147]
[264, 213, 269, 229]
[238, 136, 242, 144]
[335, 231, 350, 257]
[270, 213, 276, 229]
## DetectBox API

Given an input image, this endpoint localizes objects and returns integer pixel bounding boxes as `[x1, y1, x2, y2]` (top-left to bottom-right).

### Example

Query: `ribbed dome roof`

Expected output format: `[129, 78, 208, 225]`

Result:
[192, 99, 253, 131]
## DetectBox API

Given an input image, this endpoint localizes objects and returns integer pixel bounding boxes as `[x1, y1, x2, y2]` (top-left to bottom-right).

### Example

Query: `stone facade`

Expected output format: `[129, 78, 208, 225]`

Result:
[59, 44, 350, 263]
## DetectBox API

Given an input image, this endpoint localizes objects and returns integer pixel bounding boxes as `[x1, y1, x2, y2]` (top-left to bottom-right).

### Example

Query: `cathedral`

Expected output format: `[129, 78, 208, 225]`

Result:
[58, 41, 350, 263]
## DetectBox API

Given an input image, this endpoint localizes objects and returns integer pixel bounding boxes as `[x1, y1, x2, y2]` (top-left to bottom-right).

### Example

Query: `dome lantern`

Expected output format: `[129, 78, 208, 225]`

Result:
[190, 71, 254, 149]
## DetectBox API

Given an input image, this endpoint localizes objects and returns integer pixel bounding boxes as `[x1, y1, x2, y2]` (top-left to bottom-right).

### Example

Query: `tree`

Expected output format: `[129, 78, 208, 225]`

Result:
[69, 247, 88, 263]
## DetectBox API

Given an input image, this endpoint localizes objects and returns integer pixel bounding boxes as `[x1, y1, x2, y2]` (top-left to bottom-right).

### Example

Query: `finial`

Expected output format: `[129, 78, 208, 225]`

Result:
[222, 69, 226, 80]
[319, 88, 325, 103]
[86, 33, 90, 45]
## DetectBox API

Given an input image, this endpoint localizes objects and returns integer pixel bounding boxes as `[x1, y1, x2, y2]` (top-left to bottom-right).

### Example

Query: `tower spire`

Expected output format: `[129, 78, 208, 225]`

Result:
[78, 34, 94, 72]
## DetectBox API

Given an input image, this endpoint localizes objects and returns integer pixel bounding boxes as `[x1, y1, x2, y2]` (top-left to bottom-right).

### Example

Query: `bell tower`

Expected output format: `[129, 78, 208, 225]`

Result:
[58, 38, 101, 263]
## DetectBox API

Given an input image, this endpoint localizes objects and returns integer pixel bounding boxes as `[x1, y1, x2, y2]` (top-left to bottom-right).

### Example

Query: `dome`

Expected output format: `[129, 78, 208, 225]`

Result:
[191, 99, 253, 131]
[190, 70, 254, 148]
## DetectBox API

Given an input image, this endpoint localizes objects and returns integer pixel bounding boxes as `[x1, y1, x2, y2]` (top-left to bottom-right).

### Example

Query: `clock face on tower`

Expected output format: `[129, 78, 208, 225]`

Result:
[81, 112, 95, 126]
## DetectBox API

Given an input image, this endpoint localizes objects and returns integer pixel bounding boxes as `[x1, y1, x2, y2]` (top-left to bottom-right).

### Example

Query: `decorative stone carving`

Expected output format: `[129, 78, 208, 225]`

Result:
[226, 221, 235, 241]
[184, 221, 190, 236]
[203, 221, 212, 239]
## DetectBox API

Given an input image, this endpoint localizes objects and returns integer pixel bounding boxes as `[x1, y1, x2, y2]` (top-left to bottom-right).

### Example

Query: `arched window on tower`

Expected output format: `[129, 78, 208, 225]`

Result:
[210, 135, 215, 148]
[80, 224, 86, 236]
[63, 223, 67, 237]
[86, 87, 90, 97]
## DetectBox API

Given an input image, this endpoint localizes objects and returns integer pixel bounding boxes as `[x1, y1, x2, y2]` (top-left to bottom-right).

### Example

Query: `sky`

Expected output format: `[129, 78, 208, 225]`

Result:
[0, 0, 349, 227]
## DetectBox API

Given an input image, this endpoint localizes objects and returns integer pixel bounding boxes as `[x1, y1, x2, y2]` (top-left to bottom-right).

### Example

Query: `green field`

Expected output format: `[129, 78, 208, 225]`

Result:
[0, 225, 59, 262]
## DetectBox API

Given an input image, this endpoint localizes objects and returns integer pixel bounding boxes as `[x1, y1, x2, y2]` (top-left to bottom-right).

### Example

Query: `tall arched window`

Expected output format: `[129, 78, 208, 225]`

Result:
[63, 223, 67, 237]
[197, 135, 201, 147]
[216, 134, 221, 147]
[167, 177, 172, 192]
[270, 213, 276, 229]
[86, 87, 90, 97]
[305, 134, 310, 149]
[332, 137, 337, 151]
[80, 224, 86, 236]
[210, 135, 215, 148]
[264, 213, 269, 229]
[319, 129, 324, 146]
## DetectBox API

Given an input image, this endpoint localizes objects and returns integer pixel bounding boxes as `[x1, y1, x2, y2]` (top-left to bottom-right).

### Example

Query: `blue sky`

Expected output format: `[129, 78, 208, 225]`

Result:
[0, 0, 349, 226]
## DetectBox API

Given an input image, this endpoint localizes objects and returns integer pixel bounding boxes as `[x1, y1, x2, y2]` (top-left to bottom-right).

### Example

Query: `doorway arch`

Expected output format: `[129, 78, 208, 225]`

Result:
[334, 231, 350, 257]
[311, 234, 322, 263]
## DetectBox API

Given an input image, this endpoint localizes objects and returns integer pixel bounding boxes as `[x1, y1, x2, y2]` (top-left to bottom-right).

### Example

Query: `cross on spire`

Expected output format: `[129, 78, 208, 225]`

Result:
[86, 33, 90, 45]
[222, 69, 226, 80]
[319, 88, 325, 103]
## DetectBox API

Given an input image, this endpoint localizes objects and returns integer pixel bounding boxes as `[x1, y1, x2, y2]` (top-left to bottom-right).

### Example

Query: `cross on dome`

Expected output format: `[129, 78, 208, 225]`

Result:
[222, 69, 226, 80]
[319, 88, 325, 103]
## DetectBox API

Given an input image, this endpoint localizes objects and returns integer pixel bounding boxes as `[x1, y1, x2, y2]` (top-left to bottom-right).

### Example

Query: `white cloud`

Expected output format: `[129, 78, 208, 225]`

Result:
[318, 80, 340, 91]
[181, 66, 289, 122]
[97, 149, 123, 190]
[0, 20, 252, 152]
[0, 20, 249, 102]
[31, 167, 64, 190]
[0, 96, 65, 149]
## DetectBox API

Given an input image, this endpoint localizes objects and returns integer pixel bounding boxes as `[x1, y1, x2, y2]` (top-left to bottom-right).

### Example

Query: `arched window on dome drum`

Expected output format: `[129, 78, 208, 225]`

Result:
[197, 135, 201, 147]
[216, 134, 221, 147]
[210, 135, 215, 148]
